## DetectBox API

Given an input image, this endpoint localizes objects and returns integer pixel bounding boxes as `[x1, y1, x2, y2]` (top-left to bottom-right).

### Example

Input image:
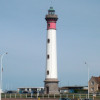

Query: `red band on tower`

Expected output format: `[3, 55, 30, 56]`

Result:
[47, 21, 56, 30]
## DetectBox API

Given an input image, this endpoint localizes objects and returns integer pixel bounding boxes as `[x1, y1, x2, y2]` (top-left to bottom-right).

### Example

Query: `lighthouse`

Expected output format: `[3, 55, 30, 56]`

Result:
[44, 7, 59, 94]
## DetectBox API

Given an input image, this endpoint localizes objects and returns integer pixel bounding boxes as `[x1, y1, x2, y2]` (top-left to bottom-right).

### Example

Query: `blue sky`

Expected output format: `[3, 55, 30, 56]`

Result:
[0, 0, 100, 90]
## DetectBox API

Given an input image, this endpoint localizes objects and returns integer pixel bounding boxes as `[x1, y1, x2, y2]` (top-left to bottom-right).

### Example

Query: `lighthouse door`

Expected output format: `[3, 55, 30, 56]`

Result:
[46, 86, 49, 94]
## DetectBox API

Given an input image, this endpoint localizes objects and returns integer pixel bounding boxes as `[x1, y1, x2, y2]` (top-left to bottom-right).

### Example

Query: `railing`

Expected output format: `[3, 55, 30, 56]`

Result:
[1, 93, 100, 99]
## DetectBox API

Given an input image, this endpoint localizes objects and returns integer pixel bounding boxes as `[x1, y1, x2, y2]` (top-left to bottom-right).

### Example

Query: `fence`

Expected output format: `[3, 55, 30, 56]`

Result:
[1, 93, 100, 99]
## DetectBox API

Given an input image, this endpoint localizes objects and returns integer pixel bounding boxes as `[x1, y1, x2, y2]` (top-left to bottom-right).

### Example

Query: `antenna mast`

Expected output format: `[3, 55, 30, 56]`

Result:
[50, 0, 53, 7]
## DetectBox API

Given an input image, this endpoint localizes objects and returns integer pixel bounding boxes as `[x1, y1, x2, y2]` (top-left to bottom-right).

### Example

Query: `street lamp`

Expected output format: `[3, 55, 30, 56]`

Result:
[85, 62, 89, 99]
[0, 52, 8, 100]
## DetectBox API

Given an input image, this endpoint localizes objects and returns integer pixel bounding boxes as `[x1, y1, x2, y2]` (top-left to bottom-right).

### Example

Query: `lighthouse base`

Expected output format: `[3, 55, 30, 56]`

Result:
[44, 78, 59, 94]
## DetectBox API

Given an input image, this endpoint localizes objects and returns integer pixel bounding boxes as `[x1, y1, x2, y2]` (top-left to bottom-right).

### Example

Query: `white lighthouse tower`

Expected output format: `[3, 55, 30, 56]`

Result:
[44, 7, 59, 94]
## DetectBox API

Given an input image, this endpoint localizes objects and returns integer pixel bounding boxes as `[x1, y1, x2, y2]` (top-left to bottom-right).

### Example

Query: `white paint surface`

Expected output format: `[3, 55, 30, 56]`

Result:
[46, 29, 58, 79]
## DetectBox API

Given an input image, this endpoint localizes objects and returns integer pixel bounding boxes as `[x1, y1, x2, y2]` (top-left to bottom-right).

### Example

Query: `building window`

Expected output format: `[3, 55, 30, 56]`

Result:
[47, 55, 49, 59]
[47, 39, 50, 43]
[91, 81, 94, 85]
[47, 70, 49, 75]
[91, 87, 94, 91]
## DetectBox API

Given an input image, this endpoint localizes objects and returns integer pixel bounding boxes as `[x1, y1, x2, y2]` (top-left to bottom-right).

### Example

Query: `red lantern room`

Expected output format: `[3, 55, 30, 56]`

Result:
[45, 7, 58, 30]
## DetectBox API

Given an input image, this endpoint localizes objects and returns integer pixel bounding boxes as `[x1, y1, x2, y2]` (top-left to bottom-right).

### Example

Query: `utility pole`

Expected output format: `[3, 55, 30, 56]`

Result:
[0, 52, 8, 100]
[85, 62, 89, 99]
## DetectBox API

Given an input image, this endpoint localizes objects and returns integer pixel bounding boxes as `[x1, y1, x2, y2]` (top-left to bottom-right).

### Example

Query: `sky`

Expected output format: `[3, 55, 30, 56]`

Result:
[0, 0, 100, 90]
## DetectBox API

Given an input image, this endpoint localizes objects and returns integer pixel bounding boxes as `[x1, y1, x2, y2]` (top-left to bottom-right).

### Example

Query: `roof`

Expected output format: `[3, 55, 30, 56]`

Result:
[18, 87, 44, 89]
[60, 86, 88, 90]
[61, 86, 87, 88]
[49, 7, 55, 11]
[91, 76, 100, 84]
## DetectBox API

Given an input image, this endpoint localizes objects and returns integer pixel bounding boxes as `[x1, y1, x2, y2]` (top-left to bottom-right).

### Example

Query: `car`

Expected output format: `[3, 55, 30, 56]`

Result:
[82, 99, 93, 100]
[22, 91, 29, 94]
[59, 98, 71, 100]
[7, 91, 13, 93]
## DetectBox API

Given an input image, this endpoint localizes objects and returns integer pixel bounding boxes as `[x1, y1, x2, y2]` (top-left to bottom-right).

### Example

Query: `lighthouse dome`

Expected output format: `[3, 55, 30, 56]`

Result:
[48, 7, 55, 15]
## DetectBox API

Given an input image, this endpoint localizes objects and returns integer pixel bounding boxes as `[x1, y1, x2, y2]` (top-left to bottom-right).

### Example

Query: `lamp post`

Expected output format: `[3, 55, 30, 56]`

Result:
[85, 62, 89, 99]
[0, 52, 8, 100]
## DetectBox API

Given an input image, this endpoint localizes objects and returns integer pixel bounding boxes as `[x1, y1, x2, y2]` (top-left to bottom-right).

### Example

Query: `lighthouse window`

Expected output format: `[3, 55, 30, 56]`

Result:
[48, 23, 50, 27]
[47, 70, 49, 75]
[47, 39, 50, 43]
[47, 55, 49, 59]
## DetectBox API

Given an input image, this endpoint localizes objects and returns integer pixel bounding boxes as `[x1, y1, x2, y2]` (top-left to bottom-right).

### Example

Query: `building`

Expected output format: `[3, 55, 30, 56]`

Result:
[17, 87, 44, 94]
[44, 7, 59, 94]
[89, 76, 100, 93]
[60, 86, 88, 93]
